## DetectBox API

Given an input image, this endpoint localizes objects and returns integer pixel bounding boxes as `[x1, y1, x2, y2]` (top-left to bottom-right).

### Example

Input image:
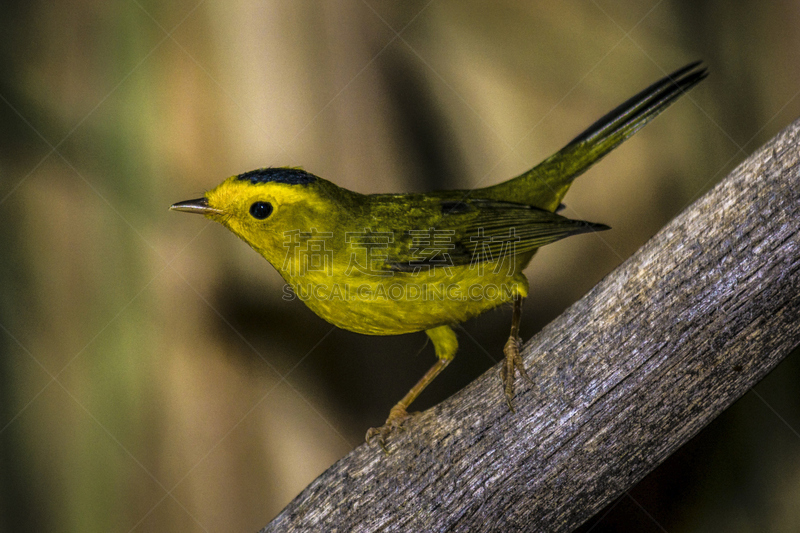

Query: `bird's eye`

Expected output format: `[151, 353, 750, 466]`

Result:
[249, 201, 273, 220]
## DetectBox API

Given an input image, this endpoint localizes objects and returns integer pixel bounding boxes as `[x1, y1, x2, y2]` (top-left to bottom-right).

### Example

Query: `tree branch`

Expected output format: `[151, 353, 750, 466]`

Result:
[261, 119, 800, 533]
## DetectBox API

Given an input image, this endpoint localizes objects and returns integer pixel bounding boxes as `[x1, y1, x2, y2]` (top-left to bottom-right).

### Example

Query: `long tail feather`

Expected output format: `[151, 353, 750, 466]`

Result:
[483, 62, 707, 210]
[563, 61, 707, 155]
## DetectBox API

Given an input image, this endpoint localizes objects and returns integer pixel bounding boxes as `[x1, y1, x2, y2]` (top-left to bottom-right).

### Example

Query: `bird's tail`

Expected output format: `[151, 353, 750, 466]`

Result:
[483, 62, 708, 210]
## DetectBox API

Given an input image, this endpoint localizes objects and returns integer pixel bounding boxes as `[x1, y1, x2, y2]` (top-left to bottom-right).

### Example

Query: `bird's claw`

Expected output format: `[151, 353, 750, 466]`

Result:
[365, 405, 414, 452]
[500, 335, 531, 410]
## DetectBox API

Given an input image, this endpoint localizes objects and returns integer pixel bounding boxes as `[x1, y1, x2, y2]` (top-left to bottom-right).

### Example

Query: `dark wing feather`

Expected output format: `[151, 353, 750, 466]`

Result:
[385, 199, 609, 271]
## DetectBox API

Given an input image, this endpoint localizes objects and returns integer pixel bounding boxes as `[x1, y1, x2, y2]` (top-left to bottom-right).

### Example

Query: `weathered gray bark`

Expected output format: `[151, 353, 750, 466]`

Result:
[260, 119, 800, 533]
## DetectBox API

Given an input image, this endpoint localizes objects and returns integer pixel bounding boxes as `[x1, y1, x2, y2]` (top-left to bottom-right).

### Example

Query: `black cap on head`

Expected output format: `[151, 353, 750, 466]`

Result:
[236, 168, 317, 185]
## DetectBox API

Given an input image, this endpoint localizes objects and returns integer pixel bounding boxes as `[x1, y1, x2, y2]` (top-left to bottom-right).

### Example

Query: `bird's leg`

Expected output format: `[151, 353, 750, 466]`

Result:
[365, 358, 451, 451]
[366, 325, 457, 451]
[500, 293, 531, 410]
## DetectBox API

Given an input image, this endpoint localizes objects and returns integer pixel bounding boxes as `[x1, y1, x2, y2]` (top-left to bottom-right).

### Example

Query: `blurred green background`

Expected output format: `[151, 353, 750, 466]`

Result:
[2, 0, 800, 531]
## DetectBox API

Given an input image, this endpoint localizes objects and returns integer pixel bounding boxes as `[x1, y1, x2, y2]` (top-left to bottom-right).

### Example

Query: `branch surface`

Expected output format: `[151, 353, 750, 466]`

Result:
[261, 119, 800, 533]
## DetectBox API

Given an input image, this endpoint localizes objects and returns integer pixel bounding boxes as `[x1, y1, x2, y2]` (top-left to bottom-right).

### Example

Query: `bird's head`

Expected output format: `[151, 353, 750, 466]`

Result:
[171, 167, 351, 266]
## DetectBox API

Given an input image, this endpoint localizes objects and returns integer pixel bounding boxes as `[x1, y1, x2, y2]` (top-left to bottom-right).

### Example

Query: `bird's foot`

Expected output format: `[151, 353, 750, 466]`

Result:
[500, 335, 532, 411]
[365, 405, 415, 453]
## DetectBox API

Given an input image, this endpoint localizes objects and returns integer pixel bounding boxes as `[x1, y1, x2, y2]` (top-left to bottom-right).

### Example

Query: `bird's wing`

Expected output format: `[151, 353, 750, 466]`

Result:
[384, 199, 609, 271]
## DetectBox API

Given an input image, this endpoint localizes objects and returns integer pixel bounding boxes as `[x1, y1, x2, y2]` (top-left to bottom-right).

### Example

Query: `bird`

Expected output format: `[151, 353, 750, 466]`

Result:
[171, 61, 707, 448]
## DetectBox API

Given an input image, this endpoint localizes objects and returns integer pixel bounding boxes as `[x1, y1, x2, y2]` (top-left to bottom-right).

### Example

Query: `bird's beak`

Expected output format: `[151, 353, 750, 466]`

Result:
[169, 197, 223, 215]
